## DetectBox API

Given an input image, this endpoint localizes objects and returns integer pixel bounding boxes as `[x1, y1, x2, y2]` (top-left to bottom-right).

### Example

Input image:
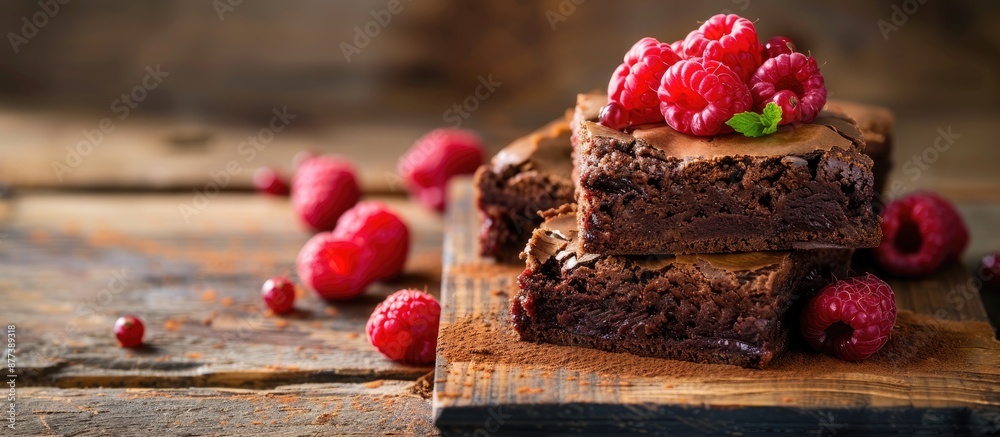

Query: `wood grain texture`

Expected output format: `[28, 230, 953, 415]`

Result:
[433, 180, 1000, 436]
[1, 193, 441, 388]
[17, 381, 437, 436]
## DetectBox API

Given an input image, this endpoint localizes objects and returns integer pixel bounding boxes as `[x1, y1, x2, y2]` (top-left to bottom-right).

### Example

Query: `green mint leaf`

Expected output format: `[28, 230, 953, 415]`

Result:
[760, 102, 782, 135]
[726, 111, 765, 137]
[726, 103, 784, 138]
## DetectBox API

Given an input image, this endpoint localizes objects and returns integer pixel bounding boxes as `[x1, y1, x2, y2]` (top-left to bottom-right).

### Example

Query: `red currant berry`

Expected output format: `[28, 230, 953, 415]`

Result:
[763, 36, 796, 60]
[768, 89, 800, 125]
[114, 315, 145, 348]
[262, 276, 296, 314]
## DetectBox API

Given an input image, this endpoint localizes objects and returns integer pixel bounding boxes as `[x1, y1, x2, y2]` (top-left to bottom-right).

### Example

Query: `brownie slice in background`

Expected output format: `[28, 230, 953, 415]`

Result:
[575, 109, 881, 255]
[474, 115, 575, 262]
[512, 205, 853, 369]
[828, 100, 895, 195]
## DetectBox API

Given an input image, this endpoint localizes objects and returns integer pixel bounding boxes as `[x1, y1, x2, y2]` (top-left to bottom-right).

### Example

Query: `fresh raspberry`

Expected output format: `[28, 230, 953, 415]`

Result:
[670, 39, 685, 56]
[602, 37, 682, 130]
[366, 289, 441, 365]
[657, 59, 752, 136]
[875, 192, 969, 277]
[331, 202, 410, 279]
[253, 166, 290, 196]
[768, 89, 800, 125]
[762, 35, 796, 60]
[262, 276, 296, 314]
[292, 156, 361, 231]
[800, 274, 897, 361]
[114, 315, 145, 348]
[398, 129, 483, 212]
[749, 53, 827, 124]
[297, 234, 376, 300]
[681, 14, 763, 83]
[979, 254, 1000, 289]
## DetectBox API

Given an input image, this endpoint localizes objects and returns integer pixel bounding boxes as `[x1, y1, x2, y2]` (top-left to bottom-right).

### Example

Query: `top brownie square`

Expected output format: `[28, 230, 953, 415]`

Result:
[576, 108, 881, 255]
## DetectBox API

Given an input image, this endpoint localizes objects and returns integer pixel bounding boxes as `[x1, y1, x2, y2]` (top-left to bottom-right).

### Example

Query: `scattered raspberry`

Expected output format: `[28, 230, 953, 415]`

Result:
[681, 14, 763, 83]
[657, 59, 752, 136]
[875, 192, 969, 277]
[748, 53, 827, 124]
[979, 254, 1000, 289]
[292, 156, 361, 231]
[366, 289, 441, 365]
[800, 274, 896, 361]
[398, 129, 483, 212]
[762, 35, 796, 60]
[253, 167, 290, 196]
[262, 276, 296, 314]
[331, 202, 410, 280]
[114, 315, 145, 348]
[602, 37, 681, 130]
[297, 235, 375, 300]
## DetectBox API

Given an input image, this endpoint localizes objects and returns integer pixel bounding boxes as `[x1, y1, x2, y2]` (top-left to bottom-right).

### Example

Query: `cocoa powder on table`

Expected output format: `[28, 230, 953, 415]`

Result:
[439, 309, 996, 380]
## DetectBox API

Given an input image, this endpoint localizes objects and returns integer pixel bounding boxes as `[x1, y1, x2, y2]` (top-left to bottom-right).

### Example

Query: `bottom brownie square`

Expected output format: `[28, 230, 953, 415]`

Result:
[511, 205, 852, 368]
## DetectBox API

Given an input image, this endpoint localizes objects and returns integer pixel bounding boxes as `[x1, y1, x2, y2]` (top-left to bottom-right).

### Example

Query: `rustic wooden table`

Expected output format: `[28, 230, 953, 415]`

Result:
[5, 193, 443, 436]
[2, 106, 999, 435]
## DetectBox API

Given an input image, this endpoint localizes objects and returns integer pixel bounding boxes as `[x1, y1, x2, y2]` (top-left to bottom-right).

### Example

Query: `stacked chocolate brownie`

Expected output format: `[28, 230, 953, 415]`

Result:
[494, 93, 884, 368]
[474, 114, 576, 262]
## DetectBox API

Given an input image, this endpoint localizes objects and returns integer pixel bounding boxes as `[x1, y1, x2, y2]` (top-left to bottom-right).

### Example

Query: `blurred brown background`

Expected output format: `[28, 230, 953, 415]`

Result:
[0, 0, 998, 197]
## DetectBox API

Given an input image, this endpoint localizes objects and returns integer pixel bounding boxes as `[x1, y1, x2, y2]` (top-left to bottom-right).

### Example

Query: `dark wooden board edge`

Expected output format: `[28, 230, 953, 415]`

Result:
[432, 179, 1000, 436]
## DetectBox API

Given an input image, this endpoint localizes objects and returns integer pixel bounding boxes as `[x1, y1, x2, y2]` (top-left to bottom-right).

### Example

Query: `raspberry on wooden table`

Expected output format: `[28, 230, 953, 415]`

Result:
[292, 156, 361, 231]
[398, 128, 483, 212]
[366, 289, 441, 365]
[601, 37, 681, 130]
[800, 274, 896, 361]
[657, 59, 752, 136]
[297, 234, 376, 301]
[875, 192, 969, 277]
[114, 315, 145, 348]
[331, 202, 410, 280]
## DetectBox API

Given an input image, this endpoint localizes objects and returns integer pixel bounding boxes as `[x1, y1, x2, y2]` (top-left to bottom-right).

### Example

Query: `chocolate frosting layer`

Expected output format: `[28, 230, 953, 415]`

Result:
[492, 115, 574, 178]
[580, 94, 866, 158]
[527, 210, 789, 272]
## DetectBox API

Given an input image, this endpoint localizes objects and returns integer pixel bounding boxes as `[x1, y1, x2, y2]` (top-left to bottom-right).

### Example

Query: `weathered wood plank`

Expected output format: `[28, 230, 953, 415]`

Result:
[1, 193, 442, 388]
[433, 180, 1000, 436]
[17, 381, 437, 436]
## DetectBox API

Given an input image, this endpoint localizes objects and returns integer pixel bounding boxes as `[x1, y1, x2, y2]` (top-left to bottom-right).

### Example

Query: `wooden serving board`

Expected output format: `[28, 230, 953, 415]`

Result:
[433, 180, 1000, 436]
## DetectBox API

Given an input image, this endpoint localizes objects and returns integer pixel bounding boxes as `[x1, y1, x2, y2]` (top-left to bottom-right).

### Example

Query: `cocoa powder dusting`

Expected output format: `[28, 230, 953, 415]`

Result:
[439, 310, 996, 380]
